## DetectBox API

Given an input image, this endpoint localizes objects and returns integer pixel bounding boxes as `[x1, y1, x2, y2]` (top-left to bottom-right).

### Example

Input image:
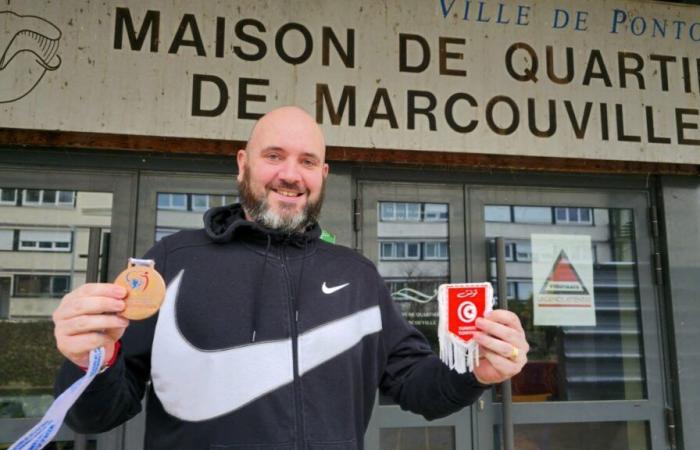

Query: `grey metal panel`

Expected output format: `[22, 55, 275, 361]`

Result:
[468, 187, 667, 450]
[317, 172, 353, 248]
[661, 176, 700, 450]
[0, 165, 137, 450]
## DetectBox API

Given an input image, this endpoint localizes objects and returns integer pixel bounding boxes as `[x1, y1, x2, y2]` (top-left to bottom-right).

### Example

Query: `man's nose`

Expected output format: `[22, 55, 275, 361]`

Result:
[278, 160, 303, 184]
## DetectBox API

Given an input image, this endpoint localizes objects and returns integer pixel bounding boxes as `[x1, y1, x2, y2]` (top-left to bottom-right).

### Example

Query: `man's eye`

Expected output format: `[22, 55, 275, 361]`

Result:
[302, 159, 316, 167]
[266, 153, 281, 161]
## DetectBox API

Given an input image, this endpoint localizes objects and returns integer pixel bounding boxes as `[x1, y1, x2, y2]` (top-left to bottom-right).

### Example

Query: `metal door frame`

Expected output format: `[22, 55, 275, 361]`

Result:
[468, 186, 668, 450]
[359, 181, 475, 450]
[0, 165, 137, 450]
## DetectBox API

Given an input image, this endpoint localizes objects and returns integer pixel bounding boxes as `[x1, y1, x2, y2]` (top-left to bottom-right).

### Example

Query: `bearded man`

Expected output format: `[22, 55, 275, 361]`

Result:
[53, 106, 528, 450]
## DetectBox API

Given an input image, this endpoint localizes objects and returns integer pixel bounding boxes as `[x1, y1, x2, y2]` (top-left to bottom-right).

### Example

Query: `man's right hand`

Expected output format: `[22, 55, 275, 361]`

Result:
[53, 283, 130, 368]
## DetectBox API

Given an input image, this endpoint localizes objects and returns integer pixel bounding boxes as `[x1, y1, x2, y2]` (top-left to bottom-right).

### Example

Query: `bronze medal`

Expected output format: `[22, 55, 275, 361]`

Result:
[114, 258, 166, 320]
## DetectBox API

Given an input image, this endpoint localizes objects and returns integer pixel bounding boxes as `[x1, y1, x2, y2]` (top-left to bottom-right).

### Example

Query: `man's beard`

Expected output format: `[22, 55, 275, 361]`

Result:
[238, 167, 325, 234]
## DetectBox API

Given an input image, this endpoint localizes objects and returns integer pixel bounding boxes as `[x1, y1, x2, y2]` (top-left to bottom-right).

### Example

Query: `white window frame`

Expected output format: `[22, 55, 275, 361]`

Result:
[0, 188, 18, 205]
[157, 193, 188, 210]
[380, 241, 422, 261]
[191, 194, 210, 211]
[554, 207, 594, 225]
[13, 274, 71, 298]
[424, 241, 449, 260]
[379, 202, 422, 222]
[18, 229, 72, 252]
[423, 203, 448, 222]
[20, 189, 75, 207]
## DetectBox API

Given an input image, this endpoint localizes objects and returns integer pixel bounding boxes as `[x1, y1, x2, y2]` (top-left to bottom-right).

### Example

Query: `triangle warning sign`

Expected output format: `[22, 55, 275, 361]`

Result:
[539, 250, 589, 295]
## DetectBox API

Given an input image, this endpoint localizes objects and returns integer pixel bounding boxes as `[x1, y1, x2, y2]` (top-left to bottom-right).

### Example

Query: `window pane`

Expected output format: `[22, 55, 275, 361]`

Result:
[155, 191, 236, 243]
[381, 426, 455, 450]
[1, 186, 113, 419]
[485, 205, 511, 222]
[381, 242, 393, 258]
[407, 203, 421, 221]
[513, 206, 551, 223]
[57, 190, 74, 204]
[42, 190, 56, 204]
[580, 207, 591, 222]
[424, 203, 448, 221]
[380, 202, 395, 221]
[487, 206, 645, 402]
[1, 188, 16, 202]
[24, 189, 40, 203]
[496, 422, 649, 450]
[407, 243, 419, 258]
[568, 207, 579, 221]
[396, 203, 407, 220]
[555, 207, 567, 221]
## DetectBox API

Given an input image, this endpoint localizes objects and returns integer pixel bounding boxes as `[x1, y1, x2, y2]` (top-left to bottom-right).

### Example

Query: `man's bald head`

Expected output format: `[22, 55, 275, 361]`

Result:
[245, 106, 326, 158]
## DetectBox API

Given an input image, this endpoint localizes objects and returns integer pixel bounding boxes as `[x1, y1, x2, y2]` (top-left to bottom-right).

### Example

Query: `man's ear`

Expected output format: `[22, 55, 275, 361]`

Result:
[236, 149, 247, 182]
[322, 163, 329, 179]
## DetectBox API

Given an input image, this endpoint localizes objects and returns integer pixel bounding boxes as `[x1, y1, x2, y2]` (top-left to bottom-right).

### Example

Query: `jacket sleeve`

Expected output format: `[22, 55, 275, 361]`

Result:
[377, 274, 489, 420]
[53, 239, 167, 433]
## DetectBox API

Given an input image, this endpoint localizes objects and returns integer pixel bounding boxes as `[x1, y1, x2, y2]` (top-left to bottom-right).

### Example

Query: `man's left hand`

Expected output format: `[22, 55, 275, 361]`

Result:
[472, 310, 529, 385]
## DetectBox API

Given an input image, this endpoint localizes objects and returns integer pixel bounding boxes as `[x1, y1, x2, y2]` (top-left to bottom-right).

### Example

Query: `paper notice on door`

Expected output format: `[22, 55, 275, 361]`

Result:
[532, 234, 595, 326]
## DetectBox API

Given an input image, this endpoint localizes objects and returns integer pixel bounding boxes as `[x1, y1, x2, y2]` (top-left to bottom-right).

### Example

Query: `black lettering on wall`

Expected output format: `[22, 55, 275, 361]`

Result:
[676, 108, 700, 145]
[564, 100, 592, 139]
[615, 104, 641, 142]
[583, 50, 612, 87]
[505, 42, 538, 82]
[439, 37, 466, 77]
[322, 27, 355, 68]
[399, 34, 430, 73]
[546, 46, 574, 84]
[365, 88, 399, 128]
[650, 54, 676, 92]
[316, 84, 356, 125]
[168, 14, 206, 56]
[276, 23, 313, 65]
[618, 52, 645, 89]
[238, 78, 269, 120]
[527, 98, 556, 137]
[407, 90, 437, 130]
[445, 93, 478, 133]
[216, 17, 225, 58]
[192, 74, 228, 117]
[486, 95, 520, 135]
[600, 103, 609, 141]
[114, 7, 160, 52]
[646, 106, 671, 144]
[234, 19, 267, 61]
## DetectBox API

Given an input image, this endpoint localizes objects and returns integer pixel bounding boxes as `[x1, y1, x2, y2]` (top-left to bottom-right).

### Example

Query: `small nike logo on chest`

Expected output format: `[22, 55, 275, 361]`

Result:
[322, 282, 350, 294]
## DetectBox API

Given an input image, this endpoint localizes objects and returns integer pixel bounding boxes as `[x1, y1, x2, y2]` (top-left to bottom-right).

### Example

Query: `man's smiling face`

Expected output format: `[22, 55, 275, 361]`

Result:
[237, 107, 329, 233]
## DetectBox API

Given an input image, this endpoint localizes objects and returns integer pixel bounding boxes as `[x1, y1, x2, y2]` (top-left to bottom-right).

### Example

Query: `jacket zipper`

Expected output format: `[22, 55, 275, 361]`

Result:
[281, 246, 306, 449]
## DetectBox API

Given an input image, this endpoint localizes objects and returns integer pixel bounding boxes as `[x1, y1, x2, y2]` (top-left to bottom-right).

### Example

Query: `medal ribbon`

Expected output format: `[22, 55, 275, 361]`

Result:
[9, 347, 105, 450]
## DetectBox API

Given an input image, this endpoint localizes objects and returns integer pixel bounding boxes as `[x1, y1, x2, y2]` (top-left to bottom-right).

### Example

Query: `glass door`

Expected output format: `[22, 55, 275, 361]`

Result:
[0, 167, 135, 450]
[469, 187, 667, 450]
[360, 181, 475, 450]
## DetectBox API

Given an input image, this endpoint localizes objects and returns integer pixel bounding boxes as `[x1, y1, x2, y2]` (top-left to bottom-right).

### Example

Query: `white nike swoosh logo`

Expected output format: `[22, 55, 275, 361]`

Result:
[322, 282, 350, 294]
[151, 272, 380, 422]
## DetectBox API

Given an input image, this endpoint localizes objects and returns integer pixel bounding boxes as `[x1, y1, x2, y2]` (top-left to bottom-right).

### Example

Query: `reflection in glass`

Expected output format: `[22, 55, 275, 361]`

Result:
[376, 200, 450, 380]
[381, 426, 454, 450]
[0, 187, 113, 418]
[494, 421, 649, 450]
[0, 441, 97, 450]
[486, 205, 645, 402]
[155, 193, 237, 242]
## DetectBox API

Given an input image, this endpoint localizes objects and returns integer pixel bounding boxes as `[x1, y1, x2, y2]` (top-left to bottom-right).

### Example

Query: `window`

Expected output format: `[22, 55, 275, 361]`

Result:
[21, 189, 75, 207]
[14, 274, 71, 298]
[424, 241, 449, 260]
[424, 203, 448, 222]
[0, 229, 13, 250]
[555, 207, 594, 225]
[489, 240, 515, 261]
[0, 188, 18, 205]
[157, 193, 188, 210]
[155, 227, 180, 241]
[515, 241, 531, 261]
[191, 194, 210, 211]
[17, 230, 72, 252]
[380, 241, 421, 260]
[379, 202, 422, 222]
[485, 205, 512, 222]
[513, 206, 552, 224]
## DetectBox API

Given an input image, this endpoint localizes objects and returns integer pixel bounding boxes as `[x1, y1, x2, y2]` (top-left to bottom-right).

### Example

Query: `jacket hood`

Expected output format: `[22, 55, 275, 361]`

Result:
[203, 203, 321, 246]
